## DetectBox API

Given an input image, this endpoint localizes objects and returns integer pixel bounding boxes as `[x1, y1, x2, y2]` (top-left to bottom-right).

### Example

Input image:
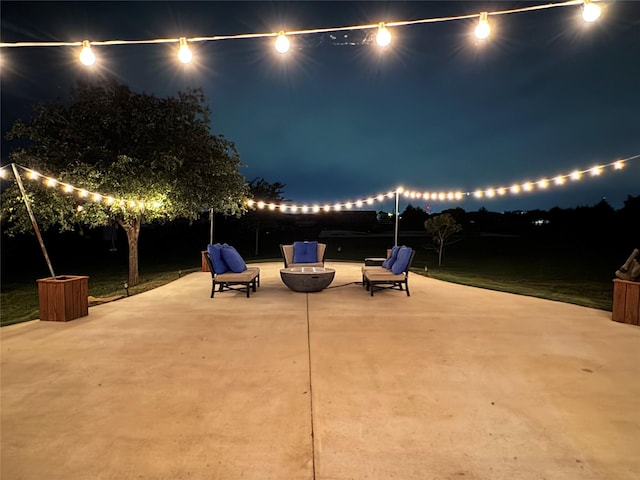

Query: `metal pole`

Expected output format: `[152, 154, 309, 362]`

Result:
[209, 208, 214, 245]
[10, 163, 56, 278]
[394, 190, 399, 247]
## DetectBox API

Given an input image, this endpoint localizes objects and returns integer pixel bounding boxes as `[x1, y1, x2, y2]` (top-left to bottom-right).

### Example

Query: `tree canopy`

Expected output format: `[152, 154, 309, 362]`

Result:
[2, 78, 248, 285]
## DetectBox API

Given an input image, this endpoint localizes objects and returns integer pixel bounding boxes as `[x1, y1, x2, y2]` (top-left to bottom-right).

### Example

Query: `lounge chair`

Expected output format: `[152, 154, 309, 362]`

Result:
[205, 244, 260, 298]
[363, 246, 415, 296]
[280, 241, 326, 268]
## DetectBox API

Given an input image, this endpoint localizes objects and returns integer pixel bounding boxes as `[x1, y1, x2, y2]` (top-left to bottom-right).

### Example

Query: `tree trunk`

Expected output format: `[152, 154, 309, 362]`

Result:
[438, 237, 444, 267]
[118, 217, 141, 287]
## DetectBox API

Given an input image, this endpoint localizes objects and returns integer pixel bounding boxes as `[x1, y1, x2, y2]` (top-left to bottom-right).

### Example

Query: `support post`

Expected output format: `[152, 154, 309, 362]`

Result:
[209, 208, 214, 245]
[11, 163, 56, 278]
[394, 190, 399, 247]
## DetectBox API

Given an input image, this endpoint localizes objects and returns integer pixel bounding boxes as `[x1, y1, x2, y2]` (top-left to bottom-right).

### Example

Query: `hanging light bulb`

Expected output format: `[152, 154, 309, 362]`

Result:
[79, 40, 96, 66]
[582, 0, 601, 22]
[178, 37, 192, 63]
[275, 31, 290, 54]
[376, 22, 391, 47]
[475, 12, 491, 40]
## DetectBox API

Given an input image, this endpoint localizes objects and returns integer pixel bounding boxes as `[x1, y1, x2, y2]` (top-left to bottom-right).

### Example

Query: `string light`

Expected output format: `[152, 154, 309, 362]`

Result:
[582, 0, 602, 22]
[243, 156, 637, 213]
[2, 151, 635, 216]
[376, 22, 391, 47]
[475, 12, 491, 40]
[0, 1, 603, 68]
[177, 37, 192, 63]
[275, 31, 290, 54]
[3, 164, 156, 210]
[79, 40, 95, 66]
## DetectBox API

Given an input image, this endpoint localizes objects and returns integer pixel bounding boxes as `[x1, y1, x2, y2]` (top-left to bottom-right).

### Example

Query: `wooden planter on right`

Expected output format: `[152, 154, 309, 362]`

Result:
[612, 279, 640, 326]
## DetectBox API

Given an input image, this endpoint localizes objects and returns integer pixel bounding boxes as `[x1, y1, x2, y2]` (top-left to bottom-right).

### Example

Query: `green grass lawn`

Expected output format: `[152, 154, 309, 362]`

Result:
[1, 233, 617, 326]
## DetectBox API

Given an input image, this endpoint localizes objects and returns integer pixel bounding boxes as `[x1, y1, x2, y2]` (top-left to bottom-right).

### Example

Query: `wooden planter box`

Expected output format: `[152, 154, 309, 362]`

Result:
[612, 279, 640, 326]
[37, 275, 89, 322]
[201, 251, 211, 272]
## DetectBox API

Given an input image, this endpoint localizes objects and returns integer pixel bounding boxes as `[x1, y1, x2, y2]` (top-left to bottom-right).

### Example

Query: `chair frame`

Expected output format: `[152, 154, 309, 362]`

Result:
[280, 243, 327, 268]
[364, 249, 415, 297]
[204, 252, 260, 298]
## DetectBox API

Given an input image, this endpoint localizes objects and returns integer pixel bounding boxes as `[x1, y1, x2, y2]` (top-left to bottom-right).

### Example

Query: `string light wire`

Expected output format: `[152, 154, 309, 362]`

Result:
[1, 154, 636, 213]
[0, 0, 597, 50]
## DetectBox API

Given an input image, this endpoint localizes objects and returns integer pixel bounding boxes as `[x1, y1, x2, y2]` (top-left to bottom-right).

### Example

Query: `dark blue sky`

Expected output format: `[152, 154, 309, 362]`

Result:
[2, 1, 639, 213]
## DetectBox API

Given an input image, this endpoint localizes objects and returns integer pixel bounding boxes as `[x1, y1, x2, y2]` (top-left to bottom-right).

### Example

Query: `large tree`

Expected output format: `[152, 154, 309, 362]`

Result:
[2, 78, 247, 286]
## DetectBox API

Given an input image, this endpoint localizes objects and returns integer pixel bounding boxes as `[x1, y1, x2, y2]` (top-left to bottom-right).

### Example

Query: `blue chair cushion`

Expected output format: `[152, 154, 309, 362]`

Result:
[382, 245, 401, 269]
[221, 245, 247, 273]
[293, 241, 318, 263]
[207, 243, 229, 274]
[391, 246, 413, 274]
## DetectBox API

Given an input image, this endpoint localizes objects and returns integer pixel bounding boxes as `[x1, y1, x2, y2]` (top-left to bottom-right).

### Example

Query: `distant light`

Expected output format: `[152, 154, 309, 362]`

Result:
[376, 22, 392, 47]
[475, 12, 491, 40]
[92, 193, 102, 202]
[554, 176, 565, 185]
[63, 183, 73, 193]
[46, 178, 56, 187]
[275, 31, 290, 54]
[510, 184, 521, 194]
[178, 37, 192, 63]
[79, 189, 88, 198]
[486, 189, 495, 198]
[538, 179, 549, 189]
[590, 166, 601, 176]
[312, 205, 320, 213]
[79, 40, 95, 66]
[257, 201, 265, 209]
[268, 203, 276, 210]
[28, 170, 39, 180]
[614, 161, 624, 170]
[582, 0, 601, 22]
[474, 190, 483, 198]
[0, 168, 7, 179]
[523, 182, 533, 191]
[570, 170, 582, 180]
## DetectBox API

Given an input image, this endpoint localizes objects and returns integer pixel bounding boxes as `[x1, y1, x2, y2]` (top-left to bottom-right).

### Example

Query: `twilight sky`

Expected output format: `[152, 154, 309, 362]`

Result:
[1, 1, 639, 214]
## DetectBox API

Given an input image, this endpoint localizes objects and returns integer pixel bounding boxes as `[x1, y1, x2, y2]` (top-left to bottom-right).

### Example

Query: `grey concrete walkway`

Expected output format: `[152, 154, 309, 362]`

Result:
[1, 262, 639, 480]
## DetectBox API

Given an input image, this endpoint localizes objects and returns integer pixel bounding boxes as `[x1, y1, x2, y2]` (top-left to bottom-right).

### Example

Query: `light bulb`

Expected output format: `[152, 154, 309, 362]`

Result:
[275, 31, 290, 54]
[475, 12, 491, 40]
[582, 0, 601, 22]
[79, 40, 95, 66]
[376, 22, 391, 47]
[178, 37, 192, 63]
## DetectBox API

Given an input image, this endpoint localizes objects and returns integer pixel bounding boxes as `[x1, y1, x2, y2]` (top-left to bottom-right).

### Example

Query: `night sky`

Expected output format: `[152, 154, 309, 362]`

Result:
[1, 1, 639, 214]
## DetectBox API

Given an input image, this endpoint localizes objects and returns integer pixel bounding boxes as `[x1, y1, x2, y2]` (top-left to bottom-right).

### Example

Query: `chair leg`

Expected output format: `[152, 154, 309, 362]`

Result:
[405, 280, 410, 297]
[211, 281, 215, 298]
[246, 283, 250, 298]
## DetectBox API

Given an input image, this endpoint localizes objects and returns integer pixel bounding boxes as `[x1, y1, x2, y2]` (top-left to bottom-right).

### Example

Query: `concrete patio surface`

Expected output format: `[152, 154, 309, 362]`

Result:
[1, 261, 639, 480]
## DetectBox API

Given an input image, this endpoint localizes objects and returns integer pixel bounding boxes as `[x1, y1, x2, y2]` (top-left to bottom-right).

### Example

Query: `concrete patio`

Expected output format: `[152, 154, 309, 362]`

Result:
[2, 261, 639, 480]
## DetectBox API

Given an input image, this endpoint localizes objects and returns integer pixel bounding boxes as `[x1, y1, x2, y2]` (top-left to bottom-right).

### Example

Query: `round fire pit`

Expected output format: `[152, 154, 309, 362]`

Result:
[280, 267, 336, 292]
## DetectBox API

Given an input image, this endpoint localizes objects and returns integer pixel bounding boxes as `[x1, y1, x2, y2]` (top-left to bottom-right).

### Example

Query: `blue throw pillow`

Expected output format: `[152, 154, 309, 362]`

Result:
[382, 245, 401, 269]
[391, 246, 413, 274]
[207, 243, 229, 274]
[221, 245, 247, 273]
[293, 241, 318, 263]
